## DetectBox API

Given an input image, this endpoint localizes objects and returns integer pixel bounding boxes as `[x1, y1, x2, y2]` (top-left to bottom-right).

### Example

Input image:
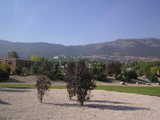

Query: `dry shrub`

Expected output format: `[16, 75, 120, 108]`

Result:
[65, 61, 96, 106]
[36, 75, 51, 103]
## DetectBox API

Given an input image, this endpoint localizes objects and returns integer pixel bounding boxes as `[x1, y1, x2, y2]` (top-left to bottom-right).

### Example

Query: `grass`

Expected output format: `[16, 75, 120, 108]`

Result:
[0, 83, 160, 97]
[96, 85, 160, 97]
[0, 83, 65, 89]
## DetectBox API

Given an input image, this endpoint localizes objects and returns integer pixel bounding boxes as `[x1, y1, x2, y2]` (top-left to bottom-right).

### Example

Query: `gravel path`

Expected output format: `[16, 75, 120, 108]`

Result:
[0, 88, 160, 120]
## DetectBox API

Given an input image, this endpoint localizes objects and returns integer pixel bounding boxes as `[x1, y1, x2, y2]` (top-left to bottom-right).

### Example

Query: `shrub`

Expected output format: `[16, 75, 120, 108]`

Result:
[0, 69, 9, 82]
[91, 62, 107, 81]
[106, 62, 122, 77]
[116, 70, 137, 82]
[146, 73, 158, 83]
[31, 59, 64, 81]
[8, 51, 19, 58]
[65, 61, 96, 106]
[0, 64, 10, 73]
[21, 67, 31, 76]
[65, 62, 77, 99]
[0, 64, 10, 82]
[36, 75, 51, 103]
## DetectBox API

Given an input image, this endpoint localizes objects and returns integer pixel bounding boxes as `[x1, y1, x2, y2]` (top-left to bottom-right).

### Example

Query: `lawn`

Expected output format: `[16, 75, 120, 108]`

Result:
[96, 85, 160, 97]
[0, 83, 160, 97]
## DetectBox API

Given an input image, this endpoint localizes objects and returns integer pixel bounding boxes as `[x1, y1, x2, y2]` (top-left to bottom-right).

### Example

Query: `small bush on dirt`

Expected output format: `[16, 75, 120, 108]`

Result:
[65, 62, 77, 99]
[65, 61, 96, 106]
[36, 75, 51, 103]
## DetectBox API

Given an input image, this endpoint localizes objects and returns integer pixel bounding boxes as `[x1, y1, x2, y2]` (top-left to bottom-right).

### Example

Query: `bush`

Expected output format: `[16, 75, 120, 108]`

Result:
[0, 64, 10, 73]
[91, 62, 107, 82]
[116, 70, 137, 82]
[31, 59, 64, 81]
[65, 61, 96, 106]
[36, 75, 51, 103]
[106, 62, 122, 77]
[0, 69, 9, 82]
[21, 67, 31, 76]
[0, 64, 10, 82]
[146, 73, 158, 83]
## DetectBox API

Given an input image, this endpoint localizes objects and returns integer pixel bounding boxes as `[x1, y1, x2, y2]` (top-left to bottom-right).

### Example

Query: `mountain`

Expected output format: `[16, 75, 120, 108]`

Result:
[0, 38, 160, 58]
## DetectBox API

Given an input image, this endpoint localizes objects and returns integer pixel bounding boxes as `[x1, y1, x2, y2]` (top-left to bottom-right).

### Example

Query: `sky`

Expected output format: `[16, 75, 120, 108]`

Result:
[0, 0, 160, 45]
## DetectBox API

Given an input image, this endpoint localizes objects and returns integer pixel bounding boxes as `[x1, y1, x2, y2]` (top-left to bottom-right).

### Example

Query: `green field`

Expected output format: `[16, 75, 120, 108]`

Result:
[0, 83, 160, 97]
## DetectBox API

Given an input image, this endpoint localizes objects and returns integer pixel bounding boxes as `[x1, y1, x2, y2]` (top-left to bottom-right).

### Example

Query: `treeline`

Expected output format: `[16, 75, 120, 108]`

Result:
[0, 52, 160, 83]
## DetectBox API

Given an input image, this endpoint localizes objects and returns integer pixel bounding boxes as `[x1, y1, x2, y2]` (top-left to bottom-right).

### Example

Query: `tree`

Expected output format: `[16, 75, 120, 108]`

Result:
[91, 62, 107, 81]
[29, 55, 44, 61]
[65, 62, 77, 99]
[0, 64, 10, 73]
[36, 75, 51, 103]
[8, 51, 19, 58]
[106, 61, 122, 77]
[0, 64, 10, 82]
[31, 59, 64, 81]
[65, 61, 96, 106]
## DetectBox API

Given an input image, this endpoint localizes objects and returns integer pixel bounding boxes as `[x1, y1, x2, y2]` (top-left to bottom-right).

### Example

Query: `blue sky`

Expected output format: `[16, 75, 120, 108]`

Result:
[0, 0, 160, 45]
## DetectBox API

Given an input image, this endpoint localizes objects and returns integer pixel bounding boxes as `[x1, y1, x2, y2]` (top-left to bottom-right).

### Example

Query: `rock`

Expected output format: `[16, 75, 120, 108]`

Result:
[120, 81, 126, 85]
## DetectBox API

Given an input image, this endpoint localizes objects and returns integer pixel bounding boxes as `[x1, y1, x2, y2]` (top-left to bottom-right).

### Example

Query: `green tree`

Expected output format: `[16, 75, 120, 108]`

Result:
[0, 64, 10, 82]
[29, 55, 44, 61]
[0, 64, 10, 73]
[91, 62, 107, 81]
[106, 61, 122, 77]
[8, 51, 19, 58]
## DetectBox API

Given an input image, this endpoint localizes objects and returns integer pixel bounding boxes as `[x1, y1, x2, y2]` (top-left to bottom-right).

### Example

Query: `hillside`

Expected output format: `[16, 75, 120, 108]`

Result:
[0, 38, 160, 58]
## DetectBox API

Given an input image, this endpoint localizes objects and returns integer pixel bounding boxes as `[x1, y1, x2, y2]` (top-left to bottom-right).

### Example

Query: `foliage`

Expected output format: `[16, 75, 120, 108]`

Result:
[116, 70, 137, 82]
[36, 75, 51, 103]
[126, 61, 160, 76]
[90, 62, 107, 81]
[146, 73, 159, 83]
[65, 60, 96, 106]
[31, 59, 64, 81]
[29, 55, 44, 61]
[21, 67, 31, 76]
[0, 69, 9, 82]
[106, 61, 122, 77]
[8, 51, 19, 58]
[150, 66, 160, 76]
[0, 64, 10, 82]
[0, 64, 10, 73]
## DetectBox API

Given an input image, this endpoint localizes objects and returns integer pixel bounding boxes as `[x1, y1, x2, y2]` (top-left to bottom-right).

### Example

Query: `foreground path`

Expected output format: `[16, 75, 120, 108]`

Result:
[0, 88, 160, 120]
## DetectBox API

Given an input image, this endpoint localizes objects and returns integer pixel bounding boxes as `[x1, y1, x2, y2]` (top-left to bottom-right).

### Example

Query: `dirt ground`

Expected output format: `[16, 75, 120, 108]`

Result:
[0, 88, 160, 120]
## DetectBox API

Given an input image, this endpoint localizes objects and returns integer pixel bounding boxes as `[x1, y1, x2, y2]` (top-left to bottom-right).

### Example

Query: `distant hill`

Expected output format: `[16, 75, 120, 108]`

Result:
[0, 38, 160, 58]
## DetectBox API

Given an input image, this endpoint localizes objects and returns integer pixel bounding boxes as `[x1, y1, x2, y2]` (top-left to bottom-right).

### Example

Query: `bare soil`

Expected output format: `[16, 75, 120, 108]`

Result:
[0, 88, 160, 120]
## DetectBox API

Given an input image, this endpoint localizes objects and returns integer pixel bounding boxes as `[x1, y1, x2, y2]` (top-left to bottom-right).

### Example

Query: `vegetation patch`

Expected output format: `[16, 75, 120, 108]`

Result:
[96, 85, 160, 97]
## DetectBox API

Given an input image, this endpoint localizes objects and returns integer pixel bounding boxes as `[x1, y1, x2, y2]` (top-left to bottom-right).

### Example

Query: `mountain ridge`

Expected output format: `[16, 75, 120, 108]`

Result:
[0, 38, 160, 58]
